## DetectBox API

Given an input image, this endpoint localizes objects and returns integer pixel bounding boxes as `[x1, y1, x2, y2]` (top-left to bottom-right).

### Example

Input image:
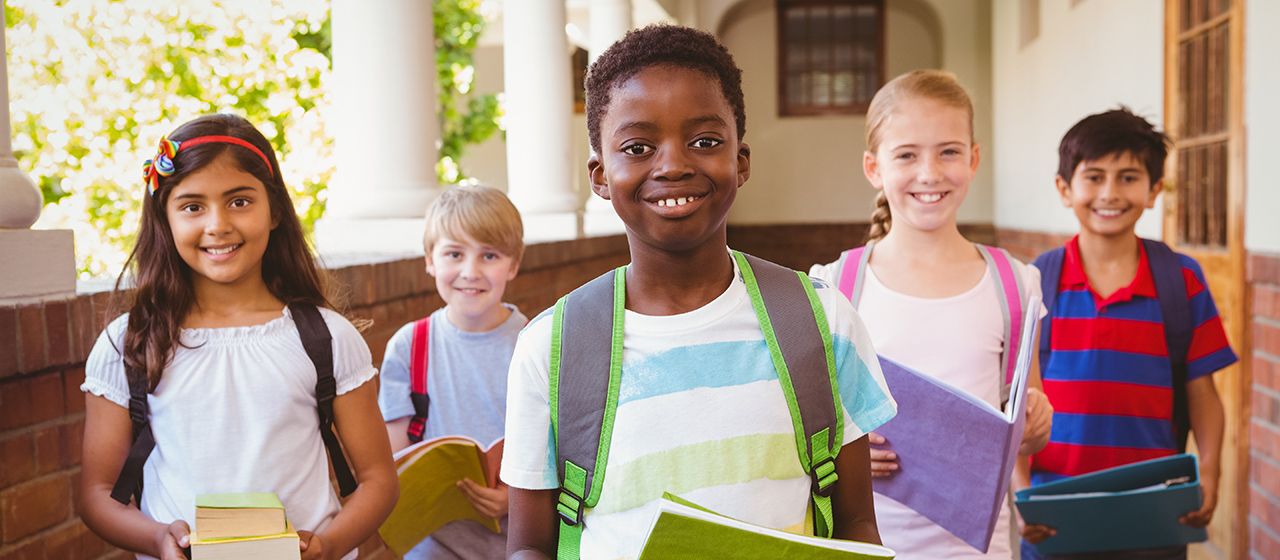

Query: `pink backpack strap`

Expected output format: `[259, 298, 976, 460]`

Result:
[978, 244, 1026, 404]
[837, 242, 875, 309]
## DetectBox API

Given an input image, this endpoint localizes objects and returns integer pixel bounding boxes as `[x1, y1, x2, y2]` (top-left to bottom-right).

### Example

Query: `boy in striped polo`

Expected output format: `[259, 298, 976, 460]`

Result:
[1019, 108, 1238, 560]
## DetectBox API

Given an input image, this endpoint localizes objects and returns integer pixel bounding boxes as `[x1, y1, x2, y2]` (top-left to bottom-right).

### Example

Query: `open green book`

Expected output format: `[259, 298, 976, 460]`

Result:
[638, 494, 896, 559]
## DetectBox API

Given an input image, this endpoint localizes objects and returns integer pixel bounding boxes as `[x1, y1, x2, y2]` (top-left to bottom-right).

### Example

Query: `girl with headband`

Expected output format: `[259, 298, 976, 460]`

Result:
[78, 114, 398, 560]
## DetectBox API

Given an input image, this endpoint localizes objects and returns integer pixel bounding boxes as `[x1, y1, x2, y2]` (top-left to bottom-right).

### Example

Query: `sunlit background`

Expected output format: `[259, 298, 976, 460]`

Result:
[6, 0, 502, 279]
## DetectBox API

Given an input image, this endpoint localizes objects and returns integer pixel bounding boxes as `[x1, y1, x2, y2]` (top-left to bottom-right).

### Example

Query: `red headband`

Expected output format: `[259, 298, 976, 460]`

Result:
[142, 134, 275, 195]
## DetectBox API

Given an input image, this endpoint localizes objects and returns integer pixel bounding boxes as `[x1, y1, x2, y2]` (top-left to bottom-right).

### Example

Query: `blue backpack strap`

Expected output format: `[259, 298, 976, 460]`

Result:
[735, 251, 843, 538]
[1032, 247, 1066, 378]
[406, 317, 432, 443]
[1141, 239, 1193, 453]
[550, 268, 624, 560]
[290, 303, 358, 497]
[836, 242, 875, 309]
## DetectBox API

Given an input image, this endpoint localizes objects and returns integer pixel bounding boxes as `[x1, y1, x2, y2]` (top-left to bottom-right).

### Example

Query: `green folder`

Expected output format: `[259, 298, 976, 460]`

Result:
[637, 494, 895, 559]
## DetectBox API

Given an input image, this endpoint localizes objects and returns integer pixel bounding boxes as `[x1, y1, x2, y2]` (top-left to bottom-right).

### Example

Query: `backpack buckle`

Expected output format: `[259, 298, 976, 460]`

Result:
[557, 486, 586, 526]
[811, 456, 838, 498]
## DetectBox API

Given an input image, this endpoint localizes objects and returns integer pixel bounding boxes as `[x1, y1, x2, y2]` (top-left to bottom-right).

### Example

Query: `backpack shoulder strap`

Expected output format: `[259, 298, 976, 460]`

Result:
[1141, 239, 1193, 452]
[978, 245, 1026, 404]
[836, 242, 875, 309]
[1032, 247, 1066, 376]
[406, 316, 432, 443]
[735, 251, 843, 538]
[109, 363, 154, 505]
[551, 268, 624, 559]
[290, 303, 358, 498]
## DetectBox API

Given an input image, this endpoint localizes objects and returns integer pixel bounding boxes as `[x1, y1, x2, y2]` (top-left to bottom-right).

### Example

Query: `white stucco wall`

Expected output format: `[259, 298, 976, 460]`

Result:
[991, 0, 1165, 238]
[1246, 0, 1280, 254]
[721, 0, 994, 225]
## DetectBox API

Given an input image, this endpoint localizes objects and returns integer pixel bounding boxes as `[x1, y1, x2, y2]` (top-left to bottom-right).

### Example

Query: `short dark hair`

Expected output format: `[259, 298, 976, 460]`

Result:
[1058, 107, 1171, 184]
[586, 24, 745, 154]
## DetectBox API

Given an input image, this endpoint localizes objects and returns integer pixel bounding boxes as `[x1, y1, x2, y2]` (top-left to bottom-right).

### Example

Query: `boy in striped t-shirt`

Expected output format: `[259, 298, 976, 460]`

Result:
[1019, 108, 1238, 560]
[500, 25, 897, 560]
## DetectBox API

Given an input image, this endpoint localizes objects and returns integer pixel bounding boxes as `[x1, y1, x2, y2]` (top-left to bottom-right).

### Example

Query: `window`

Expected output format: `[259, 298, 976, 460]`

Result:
[777, 0, 884, 116]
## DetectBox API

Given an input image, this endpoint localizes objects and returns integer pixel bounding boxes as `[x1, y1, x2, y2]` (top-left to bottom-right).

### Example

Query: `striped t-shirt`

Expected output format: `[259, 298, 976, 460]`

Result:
[1029, 236, 1237, 485]
[502, 256, 897, 560]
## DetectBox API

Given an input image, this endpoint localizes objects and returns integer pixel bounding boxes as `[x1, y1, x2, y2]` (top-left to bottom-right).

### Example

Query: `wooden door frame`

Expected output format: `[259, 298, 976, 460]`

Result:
[1163, 0, 1248, 558]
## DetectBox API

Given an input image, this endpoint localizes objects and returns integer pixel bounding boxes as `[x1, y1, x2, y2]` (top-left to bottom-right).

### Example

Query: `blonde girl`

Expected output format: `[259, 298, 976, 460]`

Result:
[810, 70, 1052, 559]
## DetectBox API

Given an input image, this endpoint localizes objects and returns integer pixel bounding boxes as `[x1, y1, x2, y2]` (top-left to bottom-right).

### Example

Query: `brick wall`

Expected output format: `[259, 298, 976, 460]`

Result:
[1249, 252, 1280, 560]
[994, 228, 1071, 263]
[0, 234, 629, 560]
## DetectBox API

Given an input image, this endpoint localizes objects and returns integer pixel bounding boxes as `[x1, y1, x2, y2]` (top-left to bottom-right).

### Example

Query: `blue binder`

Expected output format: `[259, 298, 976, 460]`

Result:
[1014, 454, 1207, 554]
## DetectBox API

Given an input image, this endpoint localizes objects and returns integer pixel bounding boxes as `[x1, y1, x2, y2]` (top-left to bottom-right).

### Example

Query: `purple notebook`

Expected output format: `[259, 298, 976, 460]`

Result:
[871, 297, 1039, 552]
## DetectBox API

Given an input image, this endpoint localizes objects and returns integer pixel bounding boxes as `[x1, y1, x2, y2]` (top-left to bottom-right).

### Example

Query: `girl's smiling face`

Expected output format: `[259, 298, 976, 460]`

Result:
[864, 97, 978, 235]
[166, 154, 277, 295]
[588, 65, 750, 255]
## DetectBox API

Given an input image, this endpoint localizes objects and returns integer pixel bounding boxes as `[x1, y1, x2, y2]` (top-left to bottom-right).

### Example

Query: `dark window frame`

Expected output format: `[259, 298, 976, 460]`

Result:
[776, 0, 886, 117]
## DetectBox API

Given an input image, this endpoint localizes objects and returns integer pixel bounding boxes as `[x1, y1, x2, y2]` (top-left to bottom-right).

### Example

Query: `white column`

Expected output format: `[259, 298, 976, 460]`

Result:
[0, 13, 75, 304]
[315, 0, 440, 256]
[583, 0, 632, 237]
[504, 0, 582, 242]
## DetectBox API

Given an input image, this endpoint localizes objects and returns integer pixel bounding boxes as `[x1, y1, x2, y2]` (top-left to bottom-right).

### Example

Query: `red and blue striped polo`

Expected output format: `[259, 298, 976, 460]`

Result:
[1029, 236, 1237, 485]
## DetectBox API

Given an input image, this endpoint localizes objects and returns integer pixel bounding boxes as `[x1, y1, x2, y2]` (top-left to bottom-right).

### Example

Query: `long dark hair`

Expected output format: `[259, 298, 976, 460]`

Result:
[111, 114, 333, 389]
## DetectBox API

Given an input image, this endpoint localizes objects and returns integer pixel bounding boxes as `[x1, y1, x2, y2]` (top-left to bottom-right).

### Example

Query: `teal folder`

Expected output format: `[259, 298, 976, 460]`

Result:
[1014, 454, 1207, 554]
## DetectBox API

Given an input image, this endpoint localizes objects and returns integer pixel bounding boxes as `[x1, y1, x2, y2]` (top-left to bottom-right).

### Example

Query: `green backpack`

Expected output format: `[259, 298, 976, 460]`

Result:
[548, 251, 847, 559]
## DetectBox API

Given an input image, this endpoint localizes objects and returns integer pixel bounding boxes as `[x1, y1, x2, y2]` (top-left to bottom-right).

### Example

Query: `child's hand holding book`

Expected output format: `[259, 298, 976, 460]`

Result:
[458, 479, 509, 519]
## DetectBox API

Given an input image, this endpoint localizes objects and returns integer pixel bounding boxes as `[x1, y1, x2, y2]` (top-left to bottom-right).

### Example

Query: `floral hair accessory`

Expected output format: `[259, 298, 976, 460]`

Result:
[141, 134, 275, 196]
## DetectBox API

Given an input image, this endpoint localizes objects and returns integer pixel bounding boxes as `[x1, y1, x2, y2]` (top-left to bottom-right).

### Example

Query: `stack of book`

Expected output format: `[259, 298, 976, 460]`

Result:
[190, 493, 300, 559]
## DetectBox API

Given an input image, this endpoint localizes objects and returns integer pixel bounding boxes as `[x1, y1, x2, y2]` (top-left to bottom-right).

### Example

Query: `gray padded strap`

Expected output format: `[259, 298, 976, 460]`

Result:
[742, 253, 840, 466]
[554, 270, 617, 496]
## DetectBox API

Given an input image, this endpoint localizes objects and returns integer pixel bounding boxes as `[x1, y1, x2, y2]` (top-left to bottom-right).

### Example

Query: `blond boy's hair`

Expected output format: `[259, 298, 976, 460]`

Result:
[423, 185, 525, 264]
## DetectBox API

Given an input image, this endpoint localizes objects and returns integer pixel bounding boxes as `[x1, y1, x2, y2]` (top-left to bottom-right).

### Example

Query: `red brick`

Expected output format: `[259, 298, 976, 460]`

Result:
[0, 475, 71, 543]
[1256, 421, 1280, 460]
[1253, 521, 1280, 560]
[0, 434, 34, 488]
[1259, 321, 1280, 357]
[43, 520, 107, 560]
[1257, 355, 1280, 393]
[68, 297, 91, 364]
[0, 308, 17, 380]
[89, 291, 117, 343]
[0, 380, 32, 432]
[30, 373, 65, 424]
[1250, 252, 1280, 285]
[64, 368, 86, 415]
[16, 304, 44, 374]
[44, 301, 71, 367]
[0, 539, 42, 560]
[1255, 455, 1280, 500]
[33, 427, 60, 476]
[1252, 487, 1280, 527]
[61, 419, 83, 468]
[1258, 285, 1280, 322]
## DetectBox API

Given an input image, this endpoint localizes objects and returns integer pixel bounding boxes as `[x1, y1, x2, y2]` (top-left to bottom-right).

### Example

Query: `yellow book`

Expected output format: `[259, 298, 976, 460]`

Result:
[194, 492, 287, 540]
[191, 519, 300, 560]
[378, 435, 504, 557]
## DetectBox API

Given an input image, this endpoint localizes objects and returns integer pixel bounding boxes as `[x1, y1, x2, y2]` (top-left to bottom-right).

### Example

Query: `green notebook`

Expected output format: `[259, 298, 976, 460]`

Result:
[637, 494, 896, 559]
[195, 493, 287, 540]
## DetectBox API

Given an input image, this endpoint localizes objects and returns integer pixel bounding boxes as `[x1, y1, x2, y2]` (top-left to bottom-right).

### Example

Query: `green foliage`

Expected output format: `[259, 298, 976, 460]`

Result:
[11, 1, 333, 278]
[434, 0, 502, 184]
[289, 0, 503, 185]
[13, 1, 500, 279]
